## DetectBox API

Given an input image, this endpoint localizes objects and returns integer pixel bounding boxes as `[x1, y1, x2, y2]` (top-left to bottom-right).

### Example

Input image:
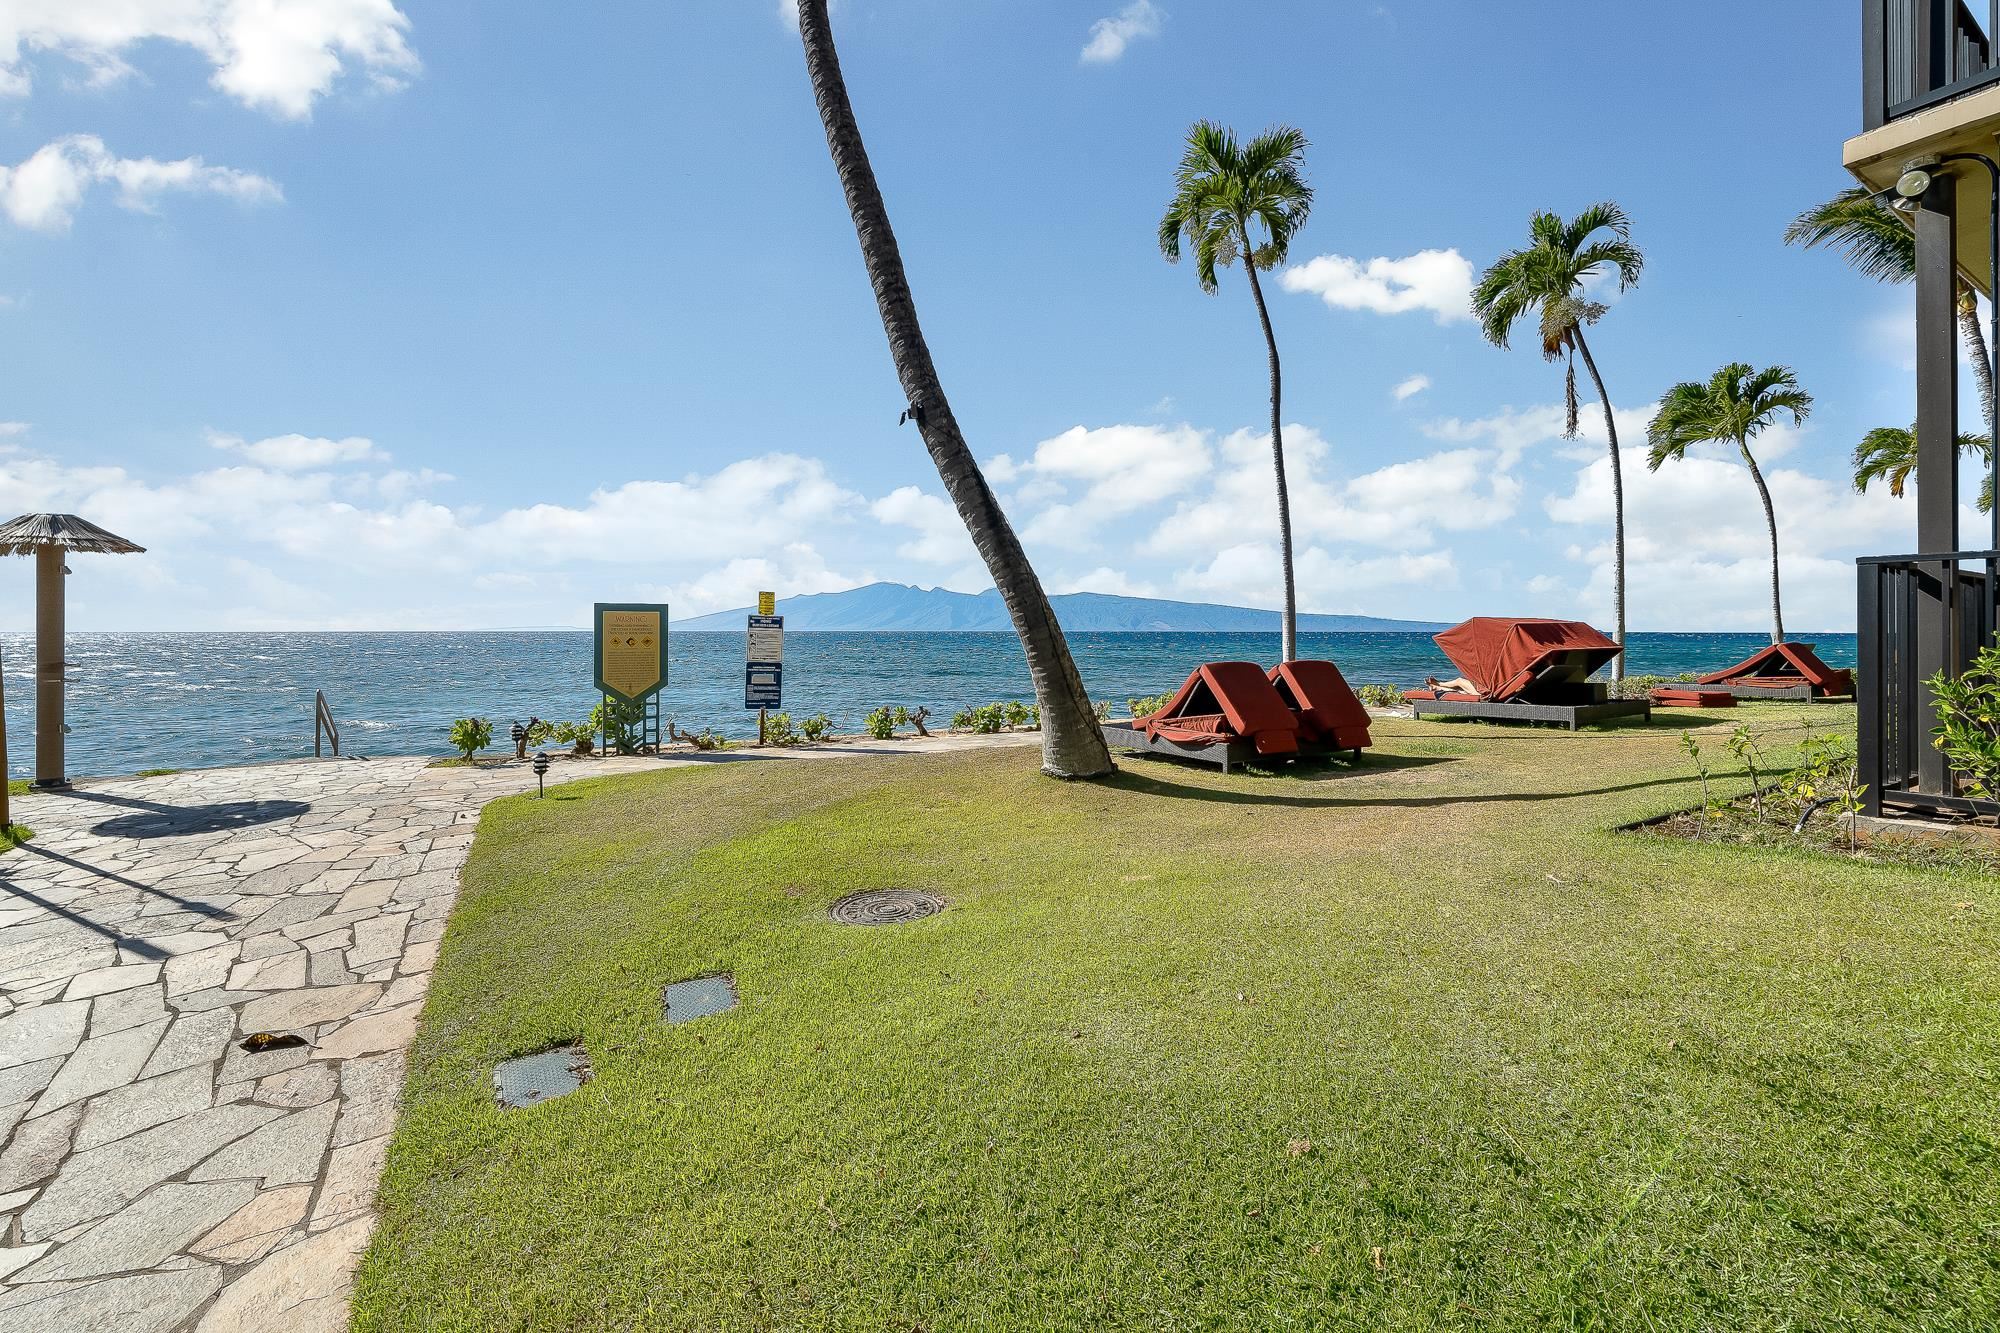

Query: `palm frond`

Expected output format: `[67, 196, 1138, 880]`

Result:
[1783, 187, 1915, 284]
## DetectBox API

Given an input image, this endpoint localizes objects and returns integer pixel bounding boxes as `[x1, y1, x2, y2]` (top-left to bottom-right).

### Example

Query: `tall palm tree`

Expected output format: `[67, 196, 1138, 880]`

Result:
[795, 0, 1112, 778]
[1473, 204, 1643, 677]
[1852, 423, 1992, 505]
[1647, 364, 1814, 645]
[1786, 187, 1995, 432]
[1159, 122, 1313, 662]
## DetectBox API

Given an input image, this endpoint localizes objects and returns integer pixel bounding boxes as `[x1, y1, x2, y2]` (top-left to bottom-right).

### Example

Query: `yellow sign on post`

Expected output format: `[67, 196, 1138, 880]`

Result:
[593, 603, 667, 702]
[757, 590, 776, 616]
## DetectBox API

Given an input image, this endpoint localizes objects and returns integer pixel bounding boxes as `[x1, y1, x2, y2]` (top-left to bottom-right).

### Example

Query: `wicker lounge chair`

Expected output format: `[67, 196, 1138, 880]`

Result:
[1696, 642, 1855, 700]
[1648, 687, 1736, 709]
[1402, 617, 1651, 730]
[1102, 661, 1302, 772]
[1268, 660, 1371, 759]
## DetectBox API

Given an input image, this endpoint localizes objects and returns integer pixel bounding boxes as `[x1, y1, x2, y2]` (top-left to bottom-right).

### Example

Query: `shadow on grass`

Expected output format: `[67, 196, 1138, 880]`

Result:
[1108, 761, 1695, 810]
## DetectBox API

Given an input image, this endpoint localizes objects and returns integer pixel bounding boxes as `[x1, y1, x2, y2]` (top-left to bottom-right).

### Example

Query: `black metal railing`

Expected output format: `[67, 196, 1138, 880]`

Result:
[314, 689, 340, 758]
[1866, 0, 1999, 128]
[1856, 549, 1999, 817]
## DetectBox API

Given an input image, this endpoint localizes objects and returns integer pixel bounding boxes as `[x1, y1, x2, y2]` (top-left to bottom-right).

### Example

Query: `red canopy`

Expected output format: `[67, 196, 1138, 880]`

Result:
[1433, 618, 1621, 702]
[1697, 641, 1854, 695]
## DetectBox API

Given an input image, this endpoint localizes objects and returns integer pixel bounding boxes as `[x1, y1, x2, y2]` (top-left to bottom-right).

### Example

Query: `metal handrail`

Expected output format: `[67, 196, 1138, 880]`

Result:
[314, 690, 340, 758]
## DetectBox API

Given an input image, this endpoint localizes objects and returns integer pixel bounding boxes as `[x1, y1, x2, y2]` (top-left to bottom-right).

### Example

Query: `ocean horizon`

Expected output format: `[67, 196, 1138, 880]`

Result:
[3, 629, 1859, 781]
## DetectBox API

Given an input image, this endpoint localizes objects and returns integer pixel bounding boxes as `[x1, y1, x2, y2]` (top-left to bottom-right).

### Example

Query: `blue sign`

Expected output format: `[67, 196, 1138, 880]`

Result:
[745, 662, 782, 709]
[745, 613, 783, 709]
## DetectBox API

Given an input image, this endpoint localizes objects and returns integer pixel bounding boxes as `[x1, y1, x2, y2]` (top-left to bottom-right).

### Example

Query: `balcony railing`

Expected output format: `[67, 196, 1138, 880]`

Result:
[1855, 549, 1999, 818]
[1865, 0, 1999, 128]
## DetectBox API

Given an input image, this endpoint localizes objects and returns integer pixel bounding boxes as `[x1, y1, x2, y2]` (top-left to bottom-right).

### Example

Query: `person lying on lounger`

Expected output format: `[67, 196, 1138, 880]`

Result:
[1424, 676, 1479, 696]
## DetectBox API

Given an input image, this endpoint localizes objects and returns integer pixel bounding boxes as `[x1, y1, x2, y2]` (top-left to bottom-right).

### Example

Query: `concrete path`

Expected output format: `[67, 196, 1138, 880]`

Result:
[0, 735, 1032, 1331]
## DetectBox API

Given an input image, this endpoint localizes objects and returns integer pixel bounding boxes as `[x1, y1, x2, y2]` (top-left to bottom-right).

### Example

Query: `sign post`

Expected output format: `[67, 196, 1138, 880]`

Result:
[593, 603, 668, 753]
[745, 591, 783, 742]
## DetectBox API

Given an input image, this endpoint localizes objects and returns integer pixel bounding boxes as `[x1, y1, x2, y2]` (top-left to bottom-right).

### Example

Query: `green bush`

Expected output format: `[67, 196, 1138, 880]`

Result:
[1611, 672, 1699, 700]
[448, 717, 493, 761]
[953, 703, 1010, 734]
[588, 698, 647, 755]
[865, 707, 898, 740]
[1930, 643, 2000, 800]
[1002, 700, 1034, 730]
[1126, 692, 1173, 719]
[763, 711, 801, 745]
[799, 714, 835, 743]
[1356, 683, 1403, 709]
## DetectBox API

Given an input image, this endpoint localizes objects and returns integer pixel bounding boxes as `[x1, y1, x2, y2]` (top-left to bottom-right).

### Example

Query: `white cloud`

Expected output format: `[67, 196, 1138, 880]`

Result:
[1393, 374, 1431, 402]
[1, 0, 420, 119]
[870, 485, 979, 571]
[211, 432, 383, 470]
[1178, 541, 1457, 612]
[1054, 567, 1159, 598]
[1423, 400, 1656, 467]
[1080, 0, 1163, 63]
[1544, 445, 1912, 630]
[1279, 248, 1475, 325]
[996, 423, 1213, 549]
[0, 134, 279, 231]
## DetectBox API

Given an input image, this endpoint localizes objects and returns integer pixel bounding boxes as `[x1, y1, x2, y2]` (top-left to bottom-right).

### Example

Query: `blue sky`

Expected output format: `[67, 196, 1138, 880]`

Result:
[0, 0, 1971, 631]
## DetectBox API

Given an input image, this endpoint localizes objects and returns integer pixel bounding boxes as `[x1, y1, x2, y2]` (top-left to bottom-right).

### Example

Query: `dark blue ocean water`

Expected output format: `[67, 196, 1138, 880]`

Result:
[0, 630, 1858, 780]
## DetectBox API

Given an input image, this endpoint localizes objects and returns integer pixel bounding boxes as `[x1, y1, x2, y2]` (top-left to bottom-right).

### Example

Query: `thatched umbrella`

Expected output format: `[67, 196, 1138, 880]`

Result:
[0, 514, 145, 796]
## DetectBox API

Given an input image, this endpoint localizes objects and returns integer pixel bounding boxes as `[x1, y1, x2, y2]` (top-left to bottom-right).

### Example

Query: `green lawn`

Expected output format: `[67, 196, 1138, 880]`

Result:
[355, 707, 2000, 1330]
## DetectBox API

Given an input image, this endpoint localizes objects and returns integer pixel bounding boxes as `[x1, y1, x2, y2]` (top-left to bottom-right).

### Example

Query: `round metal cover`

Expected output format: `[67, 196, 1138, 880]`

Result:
[829, 889, 945, 925]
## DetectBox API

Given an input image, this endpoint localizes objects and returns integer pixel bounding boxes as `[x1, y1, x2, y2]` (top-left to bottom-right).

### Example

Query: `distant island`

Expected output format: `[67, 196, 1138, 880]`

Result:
[673, 583, 1449, 633]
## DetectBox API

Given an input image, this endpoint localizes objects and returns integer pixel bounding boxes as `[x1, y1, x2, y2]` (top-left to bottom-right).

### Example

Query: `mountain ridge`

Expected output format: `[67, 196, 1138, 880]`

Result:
[673, 582, 1450, 633]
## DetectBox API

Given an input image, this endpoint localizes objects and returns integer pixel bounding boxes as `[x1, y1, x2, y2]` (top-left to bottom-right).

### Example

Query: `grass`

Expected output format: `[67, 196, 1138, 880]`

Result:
[5, 779, 25, 796]
[133, 767, 182, 778]
[355, 705, 2000, 1330]
[0, 822, 27, 850]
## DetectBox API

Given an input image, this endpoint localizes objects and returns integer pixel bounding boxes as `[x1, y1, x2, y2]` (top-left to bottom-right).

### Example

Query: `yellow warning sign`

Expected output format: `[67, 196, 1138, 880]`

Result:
[757, 590, 776, 616]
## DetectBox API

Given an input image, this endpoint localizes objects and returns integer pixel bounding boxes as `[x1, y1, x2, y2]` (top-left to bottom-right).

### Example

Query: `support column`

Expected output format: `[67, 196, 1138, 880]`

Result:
[33, 545, 64, 789]
[1915, 178, 1960, 795]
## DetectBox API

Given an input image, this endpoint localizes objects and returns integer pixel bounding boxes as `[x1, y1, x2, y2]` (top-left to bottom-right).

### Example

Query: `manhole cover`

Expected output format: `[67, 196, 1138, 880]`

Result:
[494, 1043, 591, 1109]
[829, 889, 945, 925]
[663, 974, 737, 1025]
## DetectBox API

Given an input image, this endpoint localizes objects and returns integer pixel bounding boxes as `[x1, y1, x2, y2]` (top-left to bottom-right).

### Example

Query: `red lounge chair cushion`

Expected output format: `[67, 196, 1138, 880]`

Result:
[1697, 642, 1854, 695]
[1268, 661, 1372, 750]
[1131, 663, 1301, 756]
[1649, 688, 1735, 708]
[1431, 617, 1622, 702]
[1404, 688, 1480, 703]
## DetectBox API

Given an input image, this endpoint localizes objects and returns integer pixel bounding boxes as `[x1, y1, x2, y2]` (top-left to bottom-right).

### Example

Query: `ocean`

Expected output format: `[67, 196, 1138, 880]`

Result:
[0, 630, 1859, 781]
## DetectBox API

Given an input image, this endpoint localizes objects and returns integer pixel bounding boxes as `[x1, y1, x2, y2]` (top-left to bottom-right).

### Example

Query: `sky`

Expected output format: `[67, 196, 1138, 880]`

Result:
[0, 0, 1979, 632]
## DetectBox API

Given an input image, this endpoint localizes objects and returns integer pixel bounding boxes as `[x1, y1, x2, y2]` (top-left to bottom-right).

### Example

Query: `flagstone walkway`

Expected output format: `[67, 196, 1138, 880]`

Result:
[0, 736, 1031, 1331]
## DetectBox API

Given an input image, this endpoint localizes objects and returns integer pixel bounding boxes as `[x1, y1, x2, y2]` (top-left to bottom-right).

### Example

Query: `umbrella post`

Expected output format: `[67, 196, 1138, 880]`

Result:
[34, 546, 64, 790]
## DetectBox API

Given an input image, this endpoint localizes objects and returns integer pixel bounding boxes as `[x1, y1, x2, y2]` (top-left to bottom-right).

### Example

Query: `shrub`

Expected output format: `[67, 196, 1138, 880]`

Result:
[865, 706, 898, 740]
[1611, 672, 1698, 700]
[955, 703, 1010, 734]
[588, 698, 648, 755]
[1356, 683, 1403, 709]
[799, 714, 835, 743]
[1092, 699, 1111, 721]
[448, 717, 493, 761]
[1930, 642, 2000, 801]
[1127, 692, 1173, 719]
[1003, 700, 1034, 730]
[1780, 732, 1865, 848]
[763, 711, 801, 745]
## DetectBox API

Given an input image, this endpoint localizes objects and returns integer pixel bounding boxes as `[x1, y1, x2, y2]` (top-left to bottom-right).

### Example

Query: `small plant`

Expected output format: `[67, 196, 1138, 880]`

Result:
[1679, 731, 1713, 837]
[1002, 699, 1032, 729]
[1930, 643, 2000, 806]
[799, 714, 835, 743]
[1612, 672, 1699, 700]
[763, 711, 801, 745]
[1725, 723, 1769, 822]
[954, 703, 1010, 734]
[589, 698, 647, 755]
[1356, 683, 1403, 709]
[546, 720, 594, 755]
[1092, 699, 1112, 721]
[448, 717, 493, 762]
[524, 719, 560, 748]
[1127, 692, 1173, 719]
[1780, 732, 1866, 850]
[865, 706, 898, 740]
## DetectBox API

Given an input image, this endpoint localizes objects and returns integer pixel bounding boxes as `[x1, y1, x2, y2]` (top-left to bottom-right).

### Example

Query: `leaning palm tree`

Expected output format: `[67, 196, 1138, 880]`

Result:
[1786, 187, 1995, 432]
[1473, 204, 1643, 677]
[1853, 423, 1992, 501]
[1159, 121, 1313, 662]
[1647, 364, 1814, 645]
[795, 0, 1112, 778]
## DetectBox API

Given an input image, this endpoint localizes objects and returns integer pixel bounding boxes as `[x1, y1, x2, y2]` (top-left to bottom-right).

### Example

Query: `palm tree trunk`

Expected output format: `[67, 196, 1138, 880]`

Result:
[796, 0, 1112, 778]
[1958, 285, 1996, 434]
[1239, 234, 1297, 664]
[1571, 329, 1625, 680]
[1740, 443, 1785, 644]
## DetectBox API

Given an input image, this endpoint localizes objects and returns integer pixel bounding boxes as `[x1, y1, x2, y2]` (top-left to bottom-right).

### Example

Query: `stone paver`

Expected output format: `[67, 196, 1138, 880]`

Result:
[0, 735, 1034, 1327]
